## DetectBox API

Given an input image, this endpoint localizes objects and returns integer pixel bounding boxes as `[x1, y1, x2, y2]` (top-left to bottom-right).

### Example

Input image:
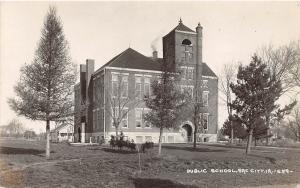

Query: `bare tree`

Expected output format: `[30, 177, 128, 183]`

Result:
[287, 107, 300, 141]
[8, 7, 77, 159]
[102, 74, 140, 137]
[219, 62, 238, 144]
[258, 42, 300, 144]
[7, 119, 25, 137]
[258, 41, 300, 93]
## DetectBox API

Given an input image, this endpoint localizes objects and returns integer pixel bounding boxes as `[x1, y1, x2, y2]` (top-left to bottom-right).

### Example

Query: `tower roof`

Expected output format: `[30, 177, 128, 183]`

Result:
[173, 19, 195, 33]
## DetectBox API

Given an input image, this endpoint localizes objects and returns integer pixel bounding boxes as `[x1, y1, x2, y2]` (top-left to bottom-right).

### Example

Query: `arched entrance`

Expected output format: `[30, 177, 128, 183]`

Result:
[182, 124, 193, 142]
[78, 127, 81, 143]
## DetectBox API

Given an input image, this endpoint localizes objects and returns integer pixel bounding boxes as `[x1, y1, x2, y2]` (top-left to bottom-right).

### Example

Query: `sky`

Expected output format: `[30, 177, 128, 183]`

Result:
[1, 1, 300, 133]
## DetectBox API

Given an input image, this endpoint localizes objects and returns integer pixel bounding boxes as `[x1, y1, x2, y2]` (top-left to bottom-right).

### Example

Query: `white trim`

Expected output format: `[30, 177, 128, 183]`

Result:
[111, 72, 120, 75]
[121, 72, 129, 76]
[175, 30, 197, 35]
[144, 74, 153, 78]
[106, 67, 162, 74]
[134, 74, 143, 77]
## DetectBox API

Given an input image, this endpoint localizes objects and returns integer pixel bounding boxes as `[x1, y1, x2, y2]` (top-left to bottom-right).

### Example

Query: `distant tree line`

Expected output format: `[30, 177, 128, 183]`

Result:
[0, 119, 37, 139]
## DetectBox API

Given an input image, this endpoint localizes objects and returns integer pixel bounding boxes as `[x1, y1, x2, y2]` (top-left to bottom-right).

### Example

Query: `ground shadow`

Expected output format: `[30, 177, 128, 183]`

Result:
[0, 146, 54, 156]
[247, 153, 276, 164]
[162, 145, 227, 153]
[102, 148, 138, 154]
[132, 177, 198, 188]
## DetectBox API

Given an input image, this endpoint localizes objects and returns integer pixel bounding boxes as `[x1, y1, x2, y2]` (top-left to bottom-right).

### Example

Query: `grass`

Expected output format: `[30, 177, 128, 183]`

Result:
[0, 139, 300, 188]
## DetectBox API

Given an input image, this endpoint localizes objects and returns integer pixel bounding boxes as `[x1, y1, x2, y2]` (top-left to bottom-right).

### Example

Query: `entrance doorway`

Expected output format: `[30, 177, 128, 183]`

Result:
[182, 124, 193, 142]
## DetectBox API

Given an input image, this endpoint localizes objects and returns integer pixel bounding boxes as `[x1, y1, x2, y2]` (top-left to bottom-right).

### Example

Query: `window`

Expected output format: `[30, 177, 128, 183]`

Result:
[182, 39, 192, 45]
[197, 113, 209, 132]
[187, 67, 194, 80]
[144, 77, 151, 97]
[202, 80, 208, 88]
[112, 74, 118, 97]
[135, 76, 142, 98]
[181, 85, 194, 98]
[135, 109, 142, 128]
[203, 113, 209, 130]
[121, 109, 128, 128]
[93, 81, 96, 102]
[180, 66, 187, 80]
[93, 110, 97, 131]
[111, 108, 119, 128]
[121, 76, 128, 98]
[167, 136, 174, 143]
[143, 108, 151, 128]
[60, 133, 67, 137]
[145, 136, 152, 142]
[202, 91, 209, 106]
[136, 136, 143, 143]
[111, 108, 128, 128]
[97, 109, 101, 130]
[181, 39, 193, 62]
[188, 86, 193, 98]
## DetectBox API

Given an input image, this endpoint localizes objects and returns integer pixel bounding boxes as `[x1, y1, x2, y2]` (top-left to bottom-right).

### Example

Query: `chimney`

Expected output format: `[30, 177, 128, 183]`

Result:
[152, 50, 158, 59]
[80, 64, 86, 103]
[196, 23, 203, 64]
[85, 59, 95, 100]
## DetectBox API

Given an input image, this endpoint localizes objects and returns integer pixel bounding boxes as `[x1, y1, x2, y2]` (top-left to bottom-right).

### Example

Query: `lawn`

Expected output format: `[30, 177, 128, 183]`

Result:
[0, 138, 300, 188]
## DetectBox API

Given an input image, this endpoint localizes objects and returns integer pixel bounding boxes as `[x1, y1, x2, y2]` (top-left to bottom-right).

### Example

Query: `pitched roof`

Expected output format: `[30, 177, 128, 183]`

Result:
[51, 124, 68, 133]
[94, 48, 217, 78]
[202, 63, 217, 77]
[173, 21, 195, 33]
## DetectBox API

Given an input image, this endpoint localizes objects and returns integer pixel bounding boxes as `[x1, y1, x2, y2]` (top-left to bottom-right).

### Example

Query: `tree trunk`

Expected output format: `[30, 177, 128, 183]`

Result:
[266, 115, 270, 145]
[158, 127, 163, 156]
[246, 129, 253, 155]
[193, 124, 197, 148]
[230, 121, 234, 144]
[46, 120, 50, 159]
[115, 122, 119, 138]
[193, 105, 198, 149]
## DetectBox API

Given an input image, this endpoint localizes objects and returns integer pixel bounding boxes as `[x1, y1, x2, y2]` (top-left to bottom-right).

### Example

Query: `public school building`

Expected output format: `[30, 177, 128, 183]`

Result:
[74, 20, 218, 143]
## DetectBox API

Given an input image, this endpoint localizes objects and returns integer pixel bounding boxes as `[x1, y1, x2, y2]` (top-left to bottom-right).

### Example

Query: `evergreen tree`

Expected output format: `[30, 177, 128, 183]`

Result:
[230, 54, 281, 154]
[9, 7, 76, 159]
[221, 115, 247, 139]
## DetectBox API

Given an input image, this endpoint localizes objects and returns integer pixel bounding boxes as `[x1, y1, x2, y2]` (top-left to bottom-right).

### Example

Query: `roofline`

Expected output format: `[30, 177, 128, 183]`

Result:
[92, 49, 128, 76]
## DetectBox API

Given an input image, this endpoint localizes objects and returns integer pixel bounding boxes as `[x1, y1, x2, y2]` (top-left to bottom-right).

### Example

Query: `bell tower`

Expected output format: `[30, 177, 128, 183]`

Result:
[162, 19, 203, 72]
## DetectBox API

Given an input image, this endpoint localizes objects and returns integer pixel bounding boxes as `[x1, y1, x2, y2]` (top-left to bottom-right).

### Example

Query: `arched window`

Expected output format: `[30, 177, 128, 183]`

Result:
[182, 39, 192, 45]
[181, 39, 193, 62]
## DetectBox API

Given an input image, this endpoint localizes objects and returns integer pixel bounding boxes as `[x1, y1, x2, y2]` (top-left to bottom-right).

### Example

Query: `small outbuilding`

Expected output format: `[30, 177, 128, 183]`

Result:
[50, 123, 74, 143]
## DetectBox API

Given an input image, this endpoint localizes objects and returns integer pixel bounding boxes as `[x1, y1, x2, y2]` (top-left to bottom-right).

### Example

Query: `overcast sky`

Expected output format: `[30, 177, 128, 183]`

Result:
[1, 1, 300, 133]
